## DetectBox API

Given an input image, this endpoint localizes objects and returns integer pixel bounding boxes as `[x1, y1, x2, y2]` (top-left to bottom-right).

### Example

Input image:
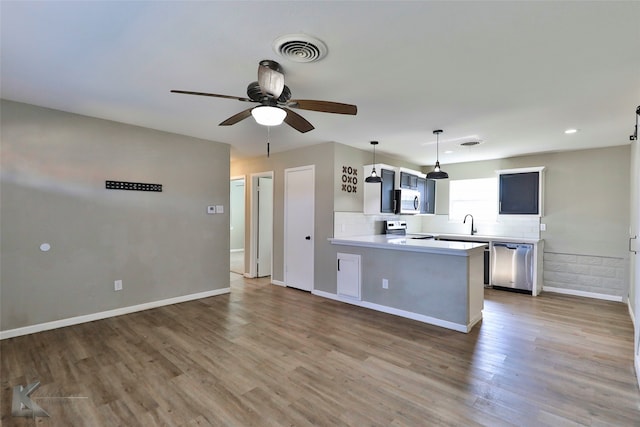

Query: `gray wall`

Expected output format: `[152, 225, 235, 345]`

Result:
[1, 100, 231, 331]
[427, 146, 630, 258]
[231, 141, 422, 292]
[230, 142, 336, 287]
[333, 142, 422, 212]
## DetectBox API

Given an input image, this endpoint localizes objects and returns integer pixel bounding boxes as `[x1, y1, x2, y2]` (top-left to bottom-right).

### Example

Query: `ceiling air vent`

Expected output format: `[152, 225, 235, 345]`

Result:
[460, 141, 482, 147]
[273, 34, 328, 63]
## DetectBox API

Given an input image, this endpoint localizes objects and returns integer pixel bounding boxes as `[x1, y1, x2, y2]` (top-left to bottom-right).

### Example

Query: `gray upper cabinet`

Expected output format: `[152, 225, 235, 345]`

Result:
[400, 171, 419, 190]
[417, 177, 436, 214]
[498, 167, 545, 216]
[380, 168, 396, 213]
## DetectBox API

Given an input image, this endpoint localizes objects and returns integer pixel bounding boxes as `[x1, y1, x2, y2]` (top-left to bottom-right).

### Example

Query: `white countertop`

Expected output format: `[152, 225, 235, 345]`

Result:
[425, 233, 541, 244]
[329, 235, 487, 256]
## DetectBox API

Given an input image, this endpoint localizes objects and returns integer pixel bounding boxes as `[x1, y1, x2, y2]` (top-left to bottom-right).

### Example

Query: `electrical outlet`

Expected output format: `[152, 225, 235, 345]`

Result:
[540, 223, 547, 231]
[207, 205, 216, 214]
[382, 278, 389, 289]
[215, 205, 224, 214]
[114, 280, 123, 291]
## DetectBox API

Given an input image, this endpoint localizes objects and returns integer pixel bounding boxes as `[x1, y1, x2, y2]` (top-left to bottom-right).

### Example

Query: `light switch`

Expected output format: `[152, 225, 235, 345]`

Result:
[215, 205, 224, 214]
[207, 206, 216, 214]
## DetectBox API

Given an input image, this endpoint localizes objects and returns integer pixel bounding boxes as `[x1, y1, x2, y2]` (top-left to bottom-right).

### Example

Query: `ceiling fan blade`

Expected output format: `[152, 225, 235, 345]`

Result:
[258, 61, 285, 98]
[282, 107, 315, 133]
[219, 108, 254, 126]
[171, 90, 252, 103]
[288, 99, 357, 115]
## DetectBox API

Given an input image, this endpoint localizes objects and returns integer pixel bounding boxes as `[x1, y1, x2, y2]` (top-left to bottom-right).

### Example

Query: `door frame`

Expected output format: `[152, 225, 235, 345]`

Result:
[248, 171, 274, 279]
[284, 165, 315, 291]
[230, 175, 246, 274]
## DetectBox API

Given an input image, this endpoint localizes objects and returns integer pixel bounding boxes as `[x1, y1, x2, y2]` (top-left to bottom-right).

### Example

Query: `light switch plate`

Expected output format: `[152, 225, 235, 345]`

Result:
[207, 206, 216, 214]
[215, 205, 224, 214]
[540, 223, 546, 231]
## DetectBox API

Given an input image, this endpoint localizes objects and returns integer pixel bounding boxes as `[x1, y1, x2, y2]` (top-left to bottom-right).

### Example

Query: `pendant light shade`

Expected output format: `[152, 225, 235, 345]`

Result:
[427, 129, 449, 179]
[365, 141, 382, 183]
[251, 105, 287, 126]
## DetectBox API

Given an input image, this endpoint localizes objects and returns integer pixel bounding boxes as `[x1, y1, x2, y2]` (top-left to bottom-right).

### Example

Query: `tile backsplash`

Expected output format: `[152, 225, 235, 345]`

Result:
[333, 212, 422, 238]
[334, 212, 540, 239]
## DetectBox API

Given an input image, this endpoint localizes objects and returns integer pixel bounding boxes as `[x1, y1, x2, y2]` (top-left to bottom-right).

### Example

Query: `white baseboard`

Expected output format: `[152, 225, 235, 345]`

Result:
[630, 301, 636, 329]
[271, 279, 286, 287]
[542, 286, 623, 302]
[0, 288, 231, 340]
[312, 290, 474, 333]
[230, 249, 244, 253]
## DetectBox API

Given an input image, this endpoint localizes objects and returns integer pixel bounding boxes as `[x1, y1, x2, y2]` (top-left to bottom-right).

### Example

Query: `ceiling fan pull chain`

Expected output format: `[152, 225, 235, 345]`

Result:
[267, 126, 271, 157]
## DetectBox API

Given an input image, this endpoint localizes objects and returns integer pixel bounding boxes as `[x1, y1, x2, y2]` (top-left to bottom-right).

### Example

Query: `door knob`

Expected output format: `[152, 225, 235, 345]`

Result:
[305, 236, 311, 240]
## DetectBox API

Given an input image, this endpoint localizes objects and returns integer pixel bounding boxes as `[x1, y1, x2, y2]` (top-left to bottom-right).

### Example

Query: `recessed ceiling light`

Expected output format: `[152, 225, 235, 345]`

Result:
[444, 150, 454, 154]
[564, 128, 578, 134]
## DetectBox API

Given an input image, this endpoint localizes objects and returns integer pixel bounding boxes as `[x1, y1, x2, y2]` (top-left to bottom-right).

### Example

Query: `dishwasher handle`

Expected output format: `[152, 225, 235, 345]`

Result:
[493, 242, 519, 250]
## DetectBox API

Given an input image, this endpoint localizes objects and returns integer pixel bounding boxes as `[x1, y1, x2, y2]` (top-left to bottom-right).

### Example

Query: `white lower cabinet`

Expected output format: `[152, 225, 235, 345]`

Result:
[337, 253, 361, 300]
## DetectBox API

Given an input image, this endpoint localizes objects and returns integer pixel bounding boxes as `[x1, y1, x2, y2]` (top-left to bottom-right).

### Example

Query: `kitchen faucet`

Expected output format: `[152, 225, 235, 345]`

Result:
[463, 214, 477, 235]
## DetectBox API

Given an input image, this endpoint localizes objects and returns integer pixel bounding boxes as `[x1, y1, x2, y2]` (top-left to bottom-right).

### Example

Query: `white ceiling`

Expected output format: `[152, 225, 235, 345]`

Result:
[2, 1, 639, 166]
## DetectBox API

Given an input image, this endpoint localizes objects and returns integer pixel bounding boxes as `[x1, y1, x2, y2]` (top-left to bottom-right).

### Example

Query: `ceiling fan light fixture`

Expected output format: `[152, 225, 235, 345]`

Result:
[251, 106, 286, 126]
[427, 129, 449, 180]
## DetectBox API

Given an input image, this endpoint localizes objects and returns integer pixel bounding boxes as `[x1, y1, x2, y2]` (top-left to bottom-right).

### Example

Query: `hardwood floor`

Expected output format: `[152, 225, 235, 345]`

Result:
[2, 273, 639, 426]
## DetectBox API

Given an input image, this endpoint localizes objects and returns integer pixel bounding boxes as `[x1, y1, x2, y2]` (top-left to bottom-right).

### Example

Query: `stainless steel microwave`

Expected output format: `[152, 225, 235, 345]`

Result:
[395, 189, 421, 214]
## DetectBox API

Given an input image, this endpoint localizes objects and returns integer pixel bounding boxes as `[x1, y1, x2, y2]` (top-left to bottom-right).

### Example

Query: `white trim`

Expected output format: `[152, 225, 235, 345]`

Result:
[630, 300, 636, 329]
[312, 290, 476, 333]
[249, 171, 274, 279]
[230, 249, 244, 253]
[542, 286, 624, 302]
[636, 354, 640, 391]
[496, 166, 545, 174]
[0, 288, 230, 340]
[271, 279, 286, 287]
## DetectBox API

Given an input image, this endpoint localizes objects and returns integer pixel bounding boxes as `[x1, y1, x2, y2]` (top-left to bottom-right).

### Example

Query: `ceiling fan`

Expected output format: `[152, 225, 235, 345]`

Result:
[171, 60, 357, 133]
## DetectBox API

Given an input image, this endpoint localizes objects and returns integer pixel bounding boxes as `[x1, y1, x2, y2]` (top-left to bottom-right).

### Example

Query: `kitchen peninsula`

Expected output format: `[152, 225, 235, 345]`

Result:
[326, 235, 486, 333]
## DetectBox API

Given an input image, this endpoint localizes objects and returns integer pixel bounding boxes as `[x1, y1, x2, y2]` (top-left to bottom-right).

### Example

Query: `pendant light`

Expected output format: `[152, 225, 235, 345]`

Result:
[427, 129, 449, 179]
[365, 141, 382, 183]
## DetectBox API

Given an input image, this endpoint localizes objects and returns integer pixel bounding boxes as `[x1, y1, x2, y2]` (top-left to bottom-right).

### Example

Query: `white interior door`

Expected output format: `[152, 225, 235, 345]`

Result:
[284, 165, 314, 291]
[229, 177, 245, 274]
[257, 176, 273, 277]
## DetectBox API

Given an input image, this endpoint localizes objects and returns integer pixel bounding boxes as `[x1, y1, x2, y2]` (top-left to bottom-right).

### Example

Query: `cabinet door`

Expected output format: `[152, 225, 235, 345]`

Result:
[380, 169, 396, 213]
[499, 172, 539, 215]
[417, 177, 436, 214]
[337, 253, 361, 300]
[400, 172, 418, 189]
[425, 178, 436, 214]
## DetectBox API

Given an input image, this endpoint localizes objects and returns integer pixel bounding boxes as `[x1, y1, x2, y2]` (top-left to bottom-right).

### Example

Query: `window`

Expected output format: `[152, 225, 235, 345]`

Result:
[449, 178, 498, 222]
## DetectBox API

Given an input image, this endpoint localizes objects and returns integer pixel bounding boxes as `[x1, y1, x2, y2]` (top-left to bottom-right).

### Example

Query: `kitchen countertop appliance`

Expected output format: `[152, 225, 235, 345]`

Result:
[394, 189, 421, 214]
[491, 242, 534, 293]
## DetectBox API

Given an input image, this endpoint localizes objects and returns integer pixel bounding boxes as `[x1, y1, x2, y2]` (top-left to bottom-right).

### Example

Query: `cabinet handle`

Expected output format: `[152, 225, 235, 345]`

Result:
[338, 259, 341, 271]
[630, 236, 637, 254]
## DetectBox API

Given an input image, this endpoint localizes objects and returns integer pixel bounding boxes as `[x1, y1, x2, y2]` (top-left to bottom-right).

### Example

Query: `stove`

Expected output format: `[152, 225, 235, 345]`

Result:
[384, 220, 434, 239]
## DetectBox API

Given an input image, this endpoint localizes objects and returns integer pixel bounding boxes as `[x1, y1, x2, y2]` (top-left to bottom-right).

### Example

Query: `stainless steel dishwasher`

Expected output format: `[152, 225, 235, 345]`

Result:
[491, 242, 534, 293]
